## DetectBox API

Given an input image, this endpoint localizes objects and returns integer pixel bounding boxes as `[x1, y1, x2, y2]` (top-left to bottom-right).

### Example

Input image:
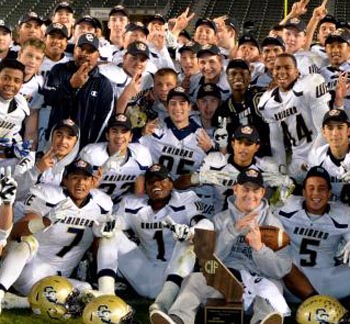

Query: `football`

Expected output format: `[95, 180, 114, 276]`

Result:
[259, 225, 290, 251]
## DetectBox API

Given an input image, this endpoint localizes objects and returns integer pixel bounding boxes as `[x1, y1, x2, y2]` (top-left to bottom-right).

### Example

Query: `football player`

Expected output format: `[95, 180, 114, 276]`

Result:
[214, 59, 271, 157]
[319, 29, 350, 115]
[189, 44, 231, 102]
[139, 87, 211, 214]
[0, 159, 114, 312]
[0, 20, 15, 62]
[0, 59, 29, 154]
[277, 166, 350, 299]
[309, 109, 350, 202]
[51, 1, 74, 39]
[107, 5, 129, 52]
[79, 113, 152, 207]
[193, 18, 217, 46]
[150, 169, 291, 324]
[17, 38, 45, 149]
[97, 164, 213, 311]
[258, 53, 330, 183]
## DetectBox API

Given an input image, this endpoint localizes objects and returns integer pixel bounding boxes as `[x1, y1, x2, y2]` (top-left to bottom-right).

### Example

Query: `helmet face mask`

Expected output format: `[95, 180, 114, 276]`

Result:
[82, 295, 134, 324]
[297, 295, 348, 324]
[29, 276, 83, 319]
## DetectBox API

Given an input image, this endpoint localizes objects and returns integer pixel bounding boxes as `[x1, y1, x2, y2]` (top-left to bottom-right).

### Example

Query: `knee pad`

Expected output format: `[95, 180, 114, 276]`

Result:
[20, 235, 39, 257]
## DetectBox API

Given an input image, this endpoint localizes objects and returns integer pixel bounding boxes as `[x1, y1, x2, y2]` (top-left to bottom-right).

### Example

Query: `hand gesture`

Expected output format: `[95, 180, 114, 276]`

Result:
[312, 0, 328, 21]
[123, 73, 142, 100]
[142, 118, 159, 136]
[102, 151, 125, 172]
[335, 72, 350, 108]
[199, 168, 239, 187]
[70, 62, 90, 89]
[214, 117, 228, 149]
[13, 139, 32, 159]
[337, 153, 350, 183]
[162, 216, 192, 242]
[0, 167, 17, 205]
[289, 0, 310, 18]
[94, 213, 117, 238]
[14, 153, 35, 176]
[245, 223, 263, 251]
[35, 147, 56, 173]
[336, 241, 350, 266]
[172, 7, 195, 33]
[235, 211, 258, 233]
[196, 129, 213, 152]
[45, 198, 72, 225]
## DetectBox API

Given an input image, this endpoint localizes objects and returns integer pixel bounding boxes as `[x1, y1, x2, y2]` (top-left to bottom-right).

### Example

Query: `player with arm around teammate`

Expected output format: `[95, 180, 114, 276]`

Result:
[97, 164, 213, 312]
[0, 159, 114, 313]
[79, 113, 152, 207]
[150, 169, 292, 324]
[277, 166, 350, 299]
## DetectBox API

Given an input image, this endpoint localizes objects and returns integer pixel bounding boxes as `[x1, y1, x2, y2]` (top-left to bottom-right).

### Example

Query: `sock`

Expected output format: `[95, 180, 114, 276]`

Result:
[152, 280, 180, 312]
[0, 242, 31, 291]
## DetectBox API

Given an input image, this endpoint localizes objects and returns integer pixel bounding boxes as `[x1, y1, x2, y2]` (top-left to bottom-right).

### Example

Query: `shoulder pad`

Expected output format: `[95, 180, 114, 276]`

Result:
[128, 143, 153, 166]
[29, 184, 65, 205]
[15, 94, 30, 116]
[257, 89, 274, 108]
[79, 143, 108, 166]
[90, 189, 113, 212]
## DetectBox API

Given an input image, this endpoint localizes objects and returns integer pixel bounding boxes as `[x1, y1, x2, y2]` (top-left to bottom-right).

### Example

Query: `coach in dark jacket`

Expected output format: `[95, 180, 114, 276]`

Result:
[43, 33, 114, 148]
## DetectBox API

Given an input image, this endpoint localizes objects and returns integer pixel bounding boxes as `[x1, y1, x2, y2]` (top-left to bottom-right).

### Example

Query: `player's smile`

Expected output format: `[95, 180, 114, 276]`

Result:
[303, 177, 331, 215]
[146, 177, 173, 201]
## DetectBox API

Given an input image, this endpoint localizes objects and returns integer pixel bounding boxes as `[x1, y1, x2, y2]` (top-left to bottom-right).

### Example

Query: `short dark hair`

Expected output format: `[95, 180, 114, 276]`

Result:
[276, 53, 297, 68]
[0, 59, 25, 78]
[154, 68, 177, 80]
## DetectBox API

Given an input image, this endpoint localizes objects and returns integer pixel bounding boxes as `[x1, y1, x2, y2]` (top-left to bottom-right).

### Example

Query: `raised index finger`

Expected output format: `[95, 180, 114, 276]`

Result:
[321, 0, 328, 7]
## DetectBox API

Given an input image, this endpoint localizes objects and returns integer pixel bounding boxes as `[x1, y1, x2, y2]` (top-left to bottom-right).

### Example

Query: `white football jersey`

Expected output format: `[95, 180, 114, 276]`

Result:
[319, 62, 350, 114]
[294, 50, 323, 76]
[20, 74, 44, 109]
[40, 55, 70, 79]
[139, 118, 207, 179]
[0, 94, 29, 139]
[309, 144, 348, 201]
[277, 195, 350, 268]
[258, 73, 331, 169]
[24, 184, 113, 277]
[310, 44, 329, 67]
[117, 190, 204, 262]
[79, 142, 153, 204]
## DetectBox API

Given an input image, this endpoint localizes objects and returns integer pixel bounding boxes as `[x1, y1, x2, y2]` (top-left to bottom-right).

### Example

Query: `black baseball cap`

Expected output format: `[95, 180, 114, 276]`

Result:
[236, 168, 264, 188]
[149, 14, 166, 25]
[178, 41, 200, 54]
[54, 1, 73, 13]
[109, 5, 129, 17]
[322, 109, 350, 126]
[125, 22, 149, 36]
[224, 17, 239, 34]
[325, 28, 350, 45]
[303, 166, 331, 189]
[232, 125, 260, 143]
[53, 119, 79, 137]
[0, 19, 11, 33]
[179, 29, 191, 41]
[45, 22, 69, 38]
[319, 15, 337, 27]
[126, 41, 149, 58]
[145, 164, 172, 181]
[75, 15, 98, 28]
[226, 59, 250, 71]
[261, 36, 285, 50]
[167, 86, 190, 103]
[197, 44, 221, 57]
[195, 18, 217, 33]
[18, 12, 44, 26]
[283, 18, 307, 33]
[238, 34, 260, 51]
[197, 83, 221, 100]
[337, 21, 350, 31]
[65, 159, 94, 177]
[77, 33, 99, 51]
[107, 113, 132, 130]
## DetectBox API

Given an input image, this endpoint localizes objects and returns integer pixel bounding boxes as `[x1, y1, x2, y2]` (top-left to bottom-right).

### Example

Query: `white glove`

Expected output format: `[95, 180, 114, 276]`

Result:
[336, 241, 350, 266]
[263, 172, 293, 188]
[198, 169, 239, 187]
[94, 214, 117, 238]
[162, 216, 191, 242]
[214, 117, 228, 149]
[0, 167, 17, 205]
[45, 199, 72, 225]
[102, 151, 125, 173]
[14, 152, 35, 176]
